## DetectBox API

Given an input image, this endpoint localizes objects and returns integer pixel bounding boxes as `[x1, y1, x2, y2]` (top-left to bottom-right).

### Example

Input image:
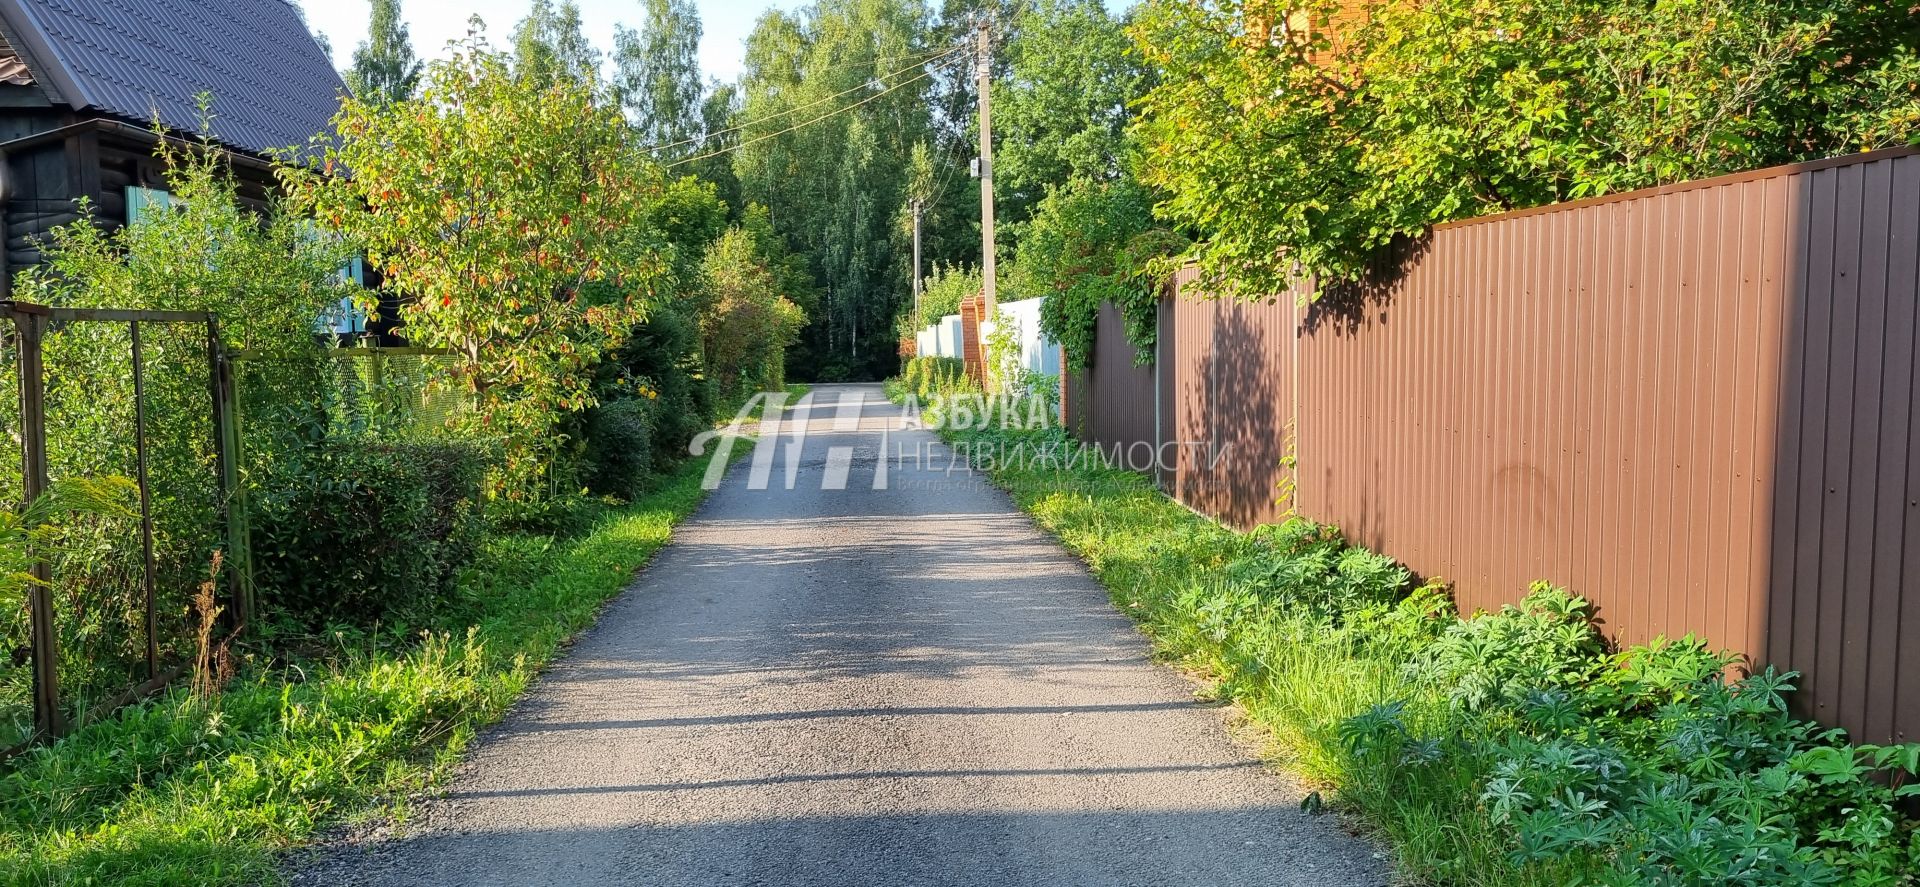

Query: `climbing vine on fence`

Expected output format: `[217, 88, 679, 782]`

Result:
[1023, 178, 1183, 369]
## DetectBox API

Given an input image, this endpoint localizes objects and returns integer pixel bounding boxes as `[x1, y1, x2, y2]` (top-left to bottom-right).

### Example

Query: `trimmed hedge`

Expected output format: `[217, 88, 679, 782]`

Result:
[584, 398, 656, 501]
[251, 438, 489, 627]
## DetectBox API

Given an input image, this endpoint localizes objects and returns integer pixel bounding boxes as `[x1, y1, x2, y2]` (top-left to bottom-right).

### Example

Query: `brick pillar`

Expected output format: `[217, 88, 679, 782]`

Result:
[1058, 343, 1069, 429]
[959, 292, 986, 383]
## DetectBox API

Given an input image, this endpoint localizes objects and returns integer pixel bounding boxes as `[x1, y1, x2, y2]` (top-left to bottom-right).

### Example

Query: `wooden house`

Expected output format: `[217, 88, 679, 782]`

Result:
[0, 0, 348, 298]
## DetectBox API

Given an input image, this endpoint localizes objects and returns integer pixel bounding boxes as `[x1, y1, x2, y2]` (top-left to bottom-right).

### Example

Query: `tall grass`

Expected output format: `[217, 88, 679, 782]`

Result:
[0, 455, 720, 886]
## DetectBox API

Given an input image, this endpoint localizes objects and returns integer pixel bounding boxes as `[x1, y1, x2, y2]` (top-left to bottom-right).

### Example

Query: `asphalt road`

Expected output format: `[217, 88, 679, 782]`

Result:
[292, 383, 1391, 887]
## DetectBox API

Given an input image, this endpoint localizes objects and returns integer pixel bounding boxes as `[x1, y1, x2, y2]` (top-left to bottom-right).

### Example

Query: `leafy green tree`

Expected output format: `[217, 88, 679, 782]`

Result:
[289, 44, 670, 499]
[738, 202, 821, 327]
[645, 175, 731, 292]
[691, 81, 744, 210]
[734, 0, 937, 381]
[700, 227, 807, 399]
[993, 0, 1147, 231]
[614, 0, 705, 156]
[347, 0, 423, 104]
[1132, 0, 1920, 297]
[905, 261, 980, 334]
[514, 0, 600, 85]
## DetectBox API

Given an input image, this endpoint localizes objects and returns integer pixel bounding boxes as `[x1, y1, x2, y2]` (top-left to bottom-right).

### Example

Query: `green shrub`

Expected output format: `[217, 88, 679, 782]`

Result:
[1405, 583, 1605, 713]
[1479, 666, 1920, 885]
[484, 492, 607, 540]
[601, 307, 715, 471]
[583, 397, 655, 500]
[252, 438, 488, 628]
[1229, 519, 1410, 621]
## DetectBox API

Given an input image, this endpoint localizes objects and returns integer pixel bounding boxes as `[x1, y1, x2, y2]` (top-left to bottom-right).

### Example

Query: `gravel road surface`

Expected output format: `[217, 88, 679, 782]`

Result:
[291, 383, 1390, 887]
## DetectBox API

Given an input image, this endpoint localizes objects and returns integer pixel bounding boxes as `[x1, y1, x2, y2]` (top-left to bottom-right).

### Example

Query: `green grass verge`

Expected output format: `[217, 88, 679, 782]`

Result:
[937, 424, 1547, 885]
[920, 392, 1917, 887]
[0, 454, 721, 887]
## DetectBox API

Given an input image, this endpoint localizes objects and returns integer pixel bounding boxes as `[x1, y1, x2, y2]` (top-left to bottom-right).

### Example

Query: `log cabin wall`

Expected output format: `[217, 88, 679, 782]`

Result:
[1, 118, 283, 289]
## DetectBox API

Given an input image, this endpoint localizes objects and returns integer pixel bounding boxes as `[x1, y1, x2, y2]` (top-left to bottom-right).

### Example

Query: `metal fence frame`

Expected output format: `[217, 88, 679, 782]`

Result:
[2, 300, 243, 749]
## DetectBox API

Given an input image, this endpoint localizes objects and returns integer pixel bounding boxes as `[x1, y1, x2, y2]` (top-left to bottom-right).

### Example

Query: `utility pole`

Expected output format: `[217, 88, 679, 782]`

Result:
[975, 18, 997, 315]
[911, 198, 924, 321]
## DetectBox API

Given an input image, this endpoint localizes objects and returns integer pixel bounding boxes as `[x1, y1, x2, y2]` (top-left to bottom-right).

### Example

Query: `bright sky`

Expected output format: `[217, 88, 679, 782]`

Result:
[300, 0, 809, 85]
[303, 1, 1132, 85]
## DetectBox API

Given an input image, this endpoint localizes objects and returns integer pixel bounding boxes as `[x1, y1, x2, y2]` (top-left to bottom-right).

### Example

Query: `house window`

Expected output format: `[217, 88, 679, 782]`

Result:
[321, 257, 369, 336]
[125, 186, 172, 225]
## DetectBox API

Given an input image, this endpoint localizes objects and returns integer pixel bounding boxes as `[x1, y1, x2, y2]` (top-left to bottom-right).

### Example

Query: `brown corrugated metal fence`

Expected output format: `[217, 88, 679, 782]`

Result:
[1064, 301, 1156, 461]
[1064, 147, 1920, 744]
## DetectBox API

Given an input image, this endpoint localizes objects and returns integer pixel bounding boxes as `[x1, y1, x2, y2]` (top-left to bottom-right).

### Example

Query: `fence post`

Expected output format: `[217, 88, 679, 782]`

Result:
[207, 319, 252, 628]
[130, 320, 159, 679]
[13, 305, 62, 737]
[1057, 344, 1069, 431]
[1153, 296, 1165, 491]
[960, 294, 985, 384]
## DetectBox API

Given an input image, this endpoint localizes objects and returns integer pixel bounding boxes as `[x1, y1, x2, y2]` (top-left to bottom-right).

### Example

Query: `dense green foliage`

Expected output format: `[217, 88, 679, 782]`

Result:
[889, 355, 972, 402]
[614, 0, 705, 156]
[0, 459, 720, 886]
[894, 379, 1920, 887]
[595, 306, 716, 476]
[993, 0, 1173, 365]
[582, 399, 658, 501]
[3, 140, 355, 735]
[1132, 0, 1920, 296]
[345, 0, 422, 104]
[900, 261, 980, 336]
[289, 45, 672, 499]
[698, 227, 807, 401]
[990, 0, 1147, 229]
[899, 0, 1177, 369]
[511, 0, 600, 85]
[252, 439, 489, 629]
[733, 0, 943, 380]
[1020, 178, 1180, 367]
[0, 479, 134, 615]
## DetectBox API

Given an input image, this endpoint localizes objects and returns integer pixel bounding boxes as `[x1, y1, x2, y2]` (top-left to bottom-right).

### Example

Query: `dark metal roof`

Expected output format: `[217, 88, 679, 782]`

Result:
[0, 28, 33, 85]
[0, 0, 346, 156]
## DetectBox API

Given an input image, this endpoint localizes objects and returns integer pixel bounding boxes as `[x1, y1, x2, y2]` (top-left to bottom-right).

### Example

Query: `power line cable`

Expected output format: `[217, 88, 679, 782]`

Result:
[665, 52, 964, 170]
[645, 45, 966, 156]
[795, 44, 959, 78]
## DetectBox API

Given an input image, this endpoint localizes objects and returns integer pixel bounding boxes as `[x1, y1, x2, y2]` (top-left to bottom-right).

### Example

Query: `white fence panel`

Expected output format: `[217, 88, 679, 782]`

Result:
[993, 297, 1059, 376]
[912, 299, 1059, 370]
[937, 315, 962, 357]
